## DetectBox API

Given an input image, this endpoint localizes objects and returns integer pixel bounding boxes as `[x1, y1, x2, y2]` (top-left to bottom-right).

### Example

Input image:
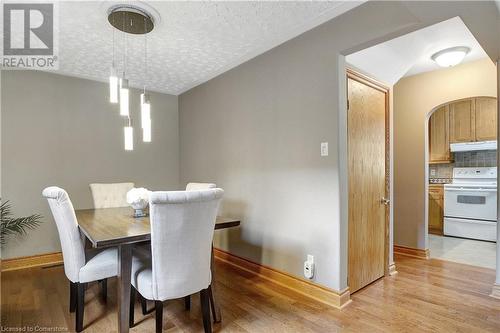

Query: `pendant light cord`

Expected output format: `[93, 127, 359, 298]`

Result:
[122, 11, 130, 123]
[112, 14, 115, 67]
[122, 12, 127, 77]
[144, 16, 147, 94]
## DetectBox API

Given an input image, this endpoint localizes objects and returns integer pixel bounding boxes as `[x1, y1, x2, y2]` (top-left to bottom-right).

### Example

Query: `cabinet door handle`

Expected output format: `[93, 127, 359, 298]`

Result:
[381, 197, 390, 205]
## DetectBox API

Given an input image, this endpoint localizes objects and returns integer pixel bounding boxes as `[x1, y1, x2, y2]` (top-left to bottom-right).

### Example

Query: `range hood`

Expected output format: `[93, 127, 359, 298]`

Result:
[450, 140, 497, 152]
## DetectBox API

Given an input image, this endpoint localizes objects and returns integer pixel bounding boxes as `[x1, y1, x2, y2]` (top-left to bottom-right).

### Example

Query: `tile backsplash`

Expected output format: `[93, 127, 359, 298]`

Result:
[454, 150, 497, 167]
[429, 163, 453, 179]
[429, 150, 497, 181]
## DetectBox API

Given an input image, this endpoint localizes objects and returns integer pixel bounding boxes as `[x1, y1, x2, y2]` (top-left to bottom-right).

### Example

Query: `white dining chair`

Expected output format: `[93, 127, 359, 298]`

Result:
[89, 182, 134, 208]
[42, 186, 118, 332]
[129, 188, 224, 333]
[134, 182, 218, 316]
[186, 182, 216, 191]
[184, 182, 217, 310]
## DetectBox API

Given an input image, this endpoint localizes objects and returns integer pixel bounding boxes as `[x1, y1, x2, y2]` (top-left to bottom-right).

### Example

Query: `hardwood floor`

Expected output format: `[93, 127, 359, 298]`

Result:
[2, 254, 499, 332]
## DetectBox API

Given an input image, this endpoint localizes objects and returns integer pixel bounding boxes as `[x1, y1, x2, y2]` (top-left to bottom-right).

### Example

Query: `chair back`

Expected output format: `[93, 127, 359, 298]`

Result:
[89, 182, 134, 208]
[42, 186, 85, 282]
[149, 189, 223, 300]
[186, 182, 216, 191]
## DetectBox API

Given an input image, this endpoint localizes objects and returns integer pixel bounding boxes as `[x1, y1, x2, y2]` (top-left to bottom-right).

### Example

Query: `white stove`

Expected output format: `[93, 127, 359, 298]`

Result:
[443, 167, 497, 242]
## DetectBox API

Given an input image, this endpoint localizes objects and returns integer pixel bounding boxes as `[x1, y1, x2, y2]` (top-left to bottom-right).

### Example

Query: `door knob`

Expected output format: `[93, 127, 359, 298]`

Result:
[381, 197, 390, 205]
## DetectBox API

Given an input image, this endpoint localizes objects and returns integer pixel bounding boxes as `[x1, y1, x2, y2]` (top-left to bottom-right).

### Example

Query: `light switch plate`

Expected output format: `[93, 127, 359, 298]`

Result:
[321, 142, 328, 156]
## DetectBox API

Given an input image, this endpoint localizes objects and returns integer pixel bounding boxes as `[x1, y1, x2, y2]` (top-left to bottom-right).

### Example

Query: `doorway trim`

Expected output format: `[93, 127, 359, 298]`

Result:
[346, 68, 392, 288]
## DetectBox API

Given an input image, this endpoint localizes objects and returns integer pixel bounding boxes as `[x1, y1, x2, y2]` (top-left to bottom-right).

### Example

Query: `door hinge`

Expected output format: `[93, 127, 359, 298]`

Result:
[347, 99, 350, 110]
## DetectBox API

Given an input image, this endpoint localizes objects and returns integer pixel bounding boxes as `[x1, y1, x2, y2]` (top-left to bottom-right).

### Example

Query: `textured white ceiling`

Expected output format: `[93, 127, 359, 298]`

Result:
[346, 17, 489, 86]
[55, 1, 363, 95]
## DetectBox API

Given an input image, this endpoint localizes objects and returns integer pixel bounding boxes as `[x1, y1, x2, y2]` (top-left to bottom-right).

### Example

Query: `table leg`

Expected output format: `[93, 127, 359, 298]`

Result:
[210, 244, 222, 323]
[118, 244, 132, 333]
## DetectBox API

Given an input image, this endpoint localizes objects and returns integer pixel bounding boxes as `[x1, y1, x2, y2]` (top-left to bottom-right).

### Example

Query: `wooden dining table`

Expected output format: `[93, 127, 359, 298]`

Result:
[75, 207, 240, 333]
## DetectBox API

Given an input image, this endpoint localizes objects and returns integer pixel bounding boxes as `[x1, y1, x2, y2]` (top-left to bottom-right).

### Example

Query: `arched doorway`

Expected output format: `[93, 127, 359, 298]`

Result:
[425, 96, 497, 268]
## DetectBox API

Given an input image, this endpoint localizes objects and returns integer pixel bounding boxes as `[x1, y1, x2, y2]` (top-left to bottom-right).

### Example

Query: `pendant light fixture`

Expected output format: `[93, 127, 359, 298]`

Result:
[107, 4, 155, 150]
[141, 16, 151, 142]
[141, 92, 151, 142]
[119, 12, 129, 117]
[109, 67, 118, 103]
[124, 118, 134, 151]
[119, 77, 129, 116]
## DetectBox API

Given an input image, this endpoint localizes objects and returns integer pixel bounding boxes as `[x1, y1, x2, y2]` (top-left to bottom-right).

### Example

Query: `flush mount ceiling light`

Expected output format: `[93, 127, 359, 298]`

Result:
[107, 4, 156, 150]
[431, 46, 470, 68]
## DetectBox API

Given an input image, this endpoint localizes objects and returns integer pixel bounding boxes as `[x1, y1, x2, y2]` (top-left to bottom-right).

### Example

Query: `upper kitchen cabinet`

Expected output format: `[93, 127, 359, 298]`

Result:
[449, 97, 497, 143]
[475, 97, 497, 141]
[429, 105, 451, 163]
[449, 99, 475, 143]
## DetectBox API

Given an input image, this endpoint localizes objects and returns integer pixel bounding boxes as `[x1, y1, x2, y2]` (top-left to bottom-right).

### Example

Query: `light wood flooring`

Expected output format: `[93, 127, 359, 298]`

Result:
[2, 254, 500, 332]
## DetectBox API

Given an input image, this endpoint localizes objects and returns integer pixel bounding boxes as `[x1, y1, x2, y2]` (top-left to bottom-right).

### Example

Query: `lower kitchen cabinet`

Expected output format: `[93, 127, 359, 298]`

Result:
[428, 184, 444, 235]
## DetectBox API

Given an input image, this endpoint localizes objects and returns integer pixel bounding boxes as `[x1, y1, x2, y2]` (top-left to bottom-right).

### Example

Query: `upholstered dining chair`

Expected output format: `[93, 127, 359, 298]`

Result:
[134, 182, 218, 316]
[137, 181, 216, 262]
[129, 188, 224, 333]
[89, 182, 134, 208]
[183, 182, 217, 310]
[42, 187, 118, 332]
[186, 182, 216, 191]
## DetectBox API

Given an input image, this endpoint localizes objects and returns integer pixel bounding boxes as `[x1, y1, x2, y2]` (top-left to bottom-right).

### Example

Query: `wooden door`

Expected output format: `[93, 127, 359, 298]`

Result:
[347, 72, 387, 293]
[449, 99, 475, 143]
[428, 185, 443, 235]
[429, 106, 451, 163]
[475, 97, 497, 141]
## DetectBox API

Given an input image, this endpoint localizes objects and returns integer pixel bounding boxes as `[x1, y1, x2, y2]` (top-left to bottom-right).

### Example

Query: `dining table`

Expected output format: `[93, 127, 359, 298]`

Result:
[75, 207, 240, 333]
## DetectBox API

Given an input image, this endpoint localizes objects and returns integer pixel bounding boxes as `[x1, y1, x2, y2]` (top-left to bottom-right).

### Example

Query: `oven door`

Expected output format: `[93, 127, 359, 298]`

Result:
[444, 187, 497, 221]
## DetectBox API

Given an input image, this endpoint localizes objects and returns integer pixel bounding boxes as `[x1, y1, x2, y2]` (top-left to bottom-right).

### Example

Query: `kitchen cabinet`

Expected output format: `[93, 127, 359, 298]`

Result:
[449, 99, 475, 143]
[429, 105, 451, 163]
[475, 97, 497, 141]
[428, 184, 444, 235]
[449, 97, 497, 143]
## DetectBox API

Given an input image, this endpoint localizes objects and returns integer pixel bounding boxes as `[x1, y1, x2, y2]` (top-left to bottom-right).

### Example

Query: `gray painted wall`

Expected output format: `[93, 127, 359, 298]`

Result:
[180, 38, 343, 288]
[1, 71, 179, 259]
[178, 1, 415, 291]
[179, 1, 499, 291]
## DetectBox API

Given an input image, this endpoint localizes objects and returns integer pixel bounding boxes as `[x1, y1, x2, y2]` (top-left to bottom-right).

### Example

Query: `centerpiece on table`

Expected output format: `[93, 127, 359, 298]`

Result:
[126, 188, 150, 218]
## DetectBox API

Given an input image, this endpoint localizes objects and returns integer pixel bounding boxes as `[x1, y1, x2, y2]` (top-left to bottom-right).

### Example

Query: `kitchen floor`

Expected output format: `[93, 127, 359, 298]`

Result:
[429, 234, 496, 269]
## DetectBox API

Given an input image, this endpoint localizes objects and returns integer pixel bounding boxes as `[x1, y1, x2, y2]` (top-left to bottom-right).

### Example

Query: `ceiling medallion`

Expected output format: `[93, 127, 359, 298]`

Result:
[107, 4, 155, 35]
